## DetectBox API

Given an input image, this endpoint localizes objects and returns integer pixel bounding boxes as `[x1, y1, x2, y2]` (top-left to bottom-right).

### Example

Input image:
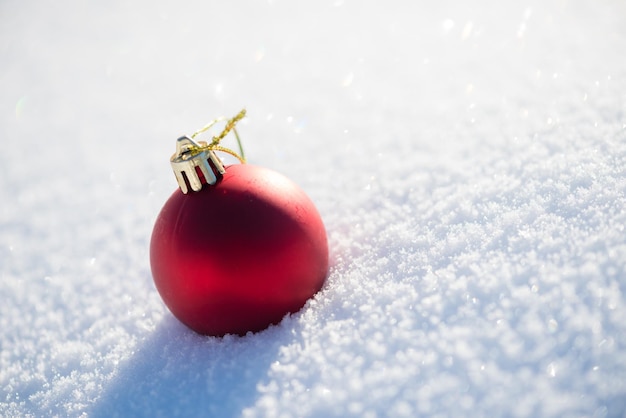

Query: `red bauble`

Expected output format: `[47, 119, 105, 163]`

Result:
[150, 164, 329, 336]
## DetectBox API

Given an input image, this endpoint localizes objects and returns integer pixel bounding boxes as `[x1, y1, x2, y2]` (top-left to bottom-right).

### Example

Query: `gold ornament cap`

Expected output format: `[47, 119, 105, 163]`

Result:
[169, 109, 247, 194]
[170, 136, 226, 194]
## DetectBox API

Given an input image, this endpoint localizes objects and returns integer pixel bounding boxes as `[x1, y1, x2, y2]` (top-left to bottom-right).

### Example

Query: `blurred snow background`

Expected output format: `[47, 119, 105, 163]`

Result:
[1, 0, 626, 416]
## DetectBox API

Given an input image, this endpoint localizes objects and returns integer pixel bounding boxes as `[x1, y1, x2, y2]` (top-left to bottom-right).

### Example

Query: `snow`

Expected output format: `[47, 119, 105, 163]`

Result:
[1, 0, 626, 416]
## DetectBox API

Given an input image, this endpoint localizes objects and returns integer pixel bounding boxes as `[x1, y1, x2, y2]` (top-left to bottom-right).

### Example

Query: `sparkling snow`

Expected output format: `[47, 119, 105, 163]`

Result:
[1, 0, 625, 417]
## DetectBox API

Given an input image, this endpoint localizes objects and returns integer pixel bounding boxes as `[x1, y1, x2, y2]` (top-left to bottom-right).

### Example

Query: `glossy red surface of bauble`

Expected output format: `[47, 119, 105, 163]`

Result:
[150, 164, 329, 336]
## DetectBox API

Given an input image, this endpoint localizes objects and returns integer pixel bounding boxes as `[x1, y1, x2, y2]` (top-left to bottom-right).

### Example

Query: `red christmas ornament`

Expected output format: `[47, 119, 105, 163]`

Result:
[150, 110, 328, 336]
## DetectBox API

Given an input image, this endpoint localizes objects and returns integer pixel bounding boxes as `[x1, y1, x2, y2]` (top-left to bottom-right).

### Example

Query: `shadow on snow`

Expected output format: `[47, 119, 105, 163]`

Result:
[90, 314, 287, 418]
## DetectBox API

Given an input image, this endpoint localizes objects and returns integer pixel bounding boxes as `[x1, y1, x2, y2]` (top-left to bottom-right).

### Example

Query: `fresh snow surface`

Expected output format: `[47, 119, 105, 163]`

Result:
[1, 0, 626, 417]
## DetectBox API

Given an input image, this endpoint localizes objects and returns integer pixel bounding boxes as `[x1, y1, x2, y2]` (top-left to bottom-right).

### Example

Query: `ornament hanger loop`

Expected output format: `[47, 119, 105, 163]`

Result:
[170, 109, 247, 194]
[190, 108, 247, 163]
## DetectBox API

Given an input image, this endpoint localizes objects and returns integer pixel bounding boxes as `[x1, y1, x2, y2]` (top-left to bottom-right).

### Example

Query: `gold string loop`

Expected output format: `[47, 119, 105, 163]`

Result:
[189, 109, 247, 163]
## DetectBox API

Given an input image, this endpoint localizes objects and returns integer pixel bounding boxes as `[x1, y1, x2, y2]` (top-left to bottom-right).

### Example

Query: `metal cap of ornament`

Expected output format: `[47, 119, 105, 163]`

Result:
[170, 109, 247, 194]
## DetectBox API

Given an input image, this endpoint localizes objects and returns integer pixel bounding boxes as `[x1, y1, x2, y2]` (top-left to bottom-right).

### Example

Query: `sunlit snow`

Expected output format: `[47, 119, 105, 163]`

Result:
[1, 0, 625, 417]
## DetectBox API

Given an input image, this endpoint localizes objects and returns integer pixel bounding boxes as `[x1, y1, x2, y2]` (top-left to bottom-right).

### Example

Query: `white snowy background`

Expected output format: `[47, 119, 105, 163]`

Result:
[1, 0, 625, 416]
